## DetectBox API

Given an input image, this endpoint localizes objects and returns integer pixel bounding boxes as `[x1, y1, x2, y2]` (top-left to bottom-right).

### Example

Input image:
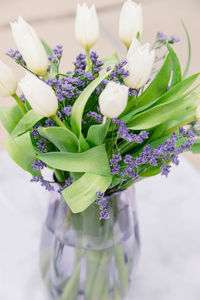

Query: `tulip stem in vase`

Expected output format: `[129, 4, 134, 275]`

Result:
[12, 93, 26, 115]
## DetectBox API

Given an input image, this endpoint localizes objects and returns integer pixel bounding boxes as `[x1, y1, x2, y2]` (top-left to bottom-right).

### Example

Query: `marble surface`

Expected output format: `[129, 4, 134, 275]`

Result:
[0, 151, 200, 300]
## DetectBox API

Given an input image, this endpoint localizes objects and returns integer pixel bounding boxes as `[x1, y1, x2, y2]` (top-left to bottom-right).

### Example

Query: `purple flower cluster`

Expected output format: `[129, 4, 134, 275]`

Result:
[74, 53, 87, 76]
[31, 160, 46, 170]
[31, 125, 48, 152]
[20, 94, 25, 103]
[90, 51, 104, 73]
[58, 177, 73, 193]
[45, 118, 55, 127]
[157, 31, 180, 45]
[53, 45, 63, 60]
[110, 154, 122, 175]
[112, 118, 149, 143]
[110, 127, 195, 180]
[109, 60, 129, 83]
[46, 76, 84, 102]
[86, 111, 103, 123]
[31, 125, 41, 139]
[48, 45, 63, 64]
[95, 192, 110, 220]
[129, 88, 139, 96]
[62, 105, 72, 117]
[31, 176, 54, 191]
[36, 139, 47, 152]
[6, 49, 25, 65]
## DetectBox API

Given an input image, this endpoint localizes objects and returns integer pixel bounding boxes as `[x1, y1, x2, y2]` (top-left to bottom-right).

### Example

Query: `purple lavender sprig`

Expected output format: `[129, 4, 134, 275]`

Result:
[110, 127, 195, 181]
[112, 119, 149, 143]
[95, 192, 110, 220]
[31, 175, 54, 191]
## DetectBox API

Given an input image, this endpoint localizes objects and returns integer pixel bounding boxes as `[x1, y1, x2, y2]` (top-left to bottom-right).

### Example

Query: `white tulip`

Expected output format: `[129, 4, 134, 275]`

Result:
[0, 60, 17, 97]
[19, 72, 58, 117]
[75, 3, 99, 49]
[10, 17, 48, 75]
[99, 82, 129, 118]
[119, 0, 143, 48]
[124, 38, 155, 89]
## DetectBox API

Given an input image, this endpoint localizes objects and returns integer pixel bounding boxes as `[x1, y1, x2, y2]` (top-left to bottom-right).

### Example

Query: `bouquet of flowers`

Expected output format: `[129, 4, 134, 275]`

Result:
[1, 1, 200, 299]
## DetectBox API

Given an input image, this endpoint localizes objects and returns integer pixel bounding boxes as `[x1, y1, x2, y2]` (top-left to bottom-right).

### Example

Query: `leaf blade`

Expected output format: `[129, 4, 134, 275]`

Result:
[11, 110, 42, 136]
[70, 71, 111, 137]
[0, 105, 23, 134]
[4, 132, 40, 176]
[62, 173, 112, 213]
[38, 127, 79, 152]
[38, 144, 111, 176]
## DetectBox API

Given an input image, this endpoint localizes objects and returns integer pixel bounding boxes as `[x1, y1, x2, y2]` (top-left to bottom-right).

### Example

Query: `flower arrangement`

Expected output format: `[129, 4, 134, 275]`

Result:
[1, 0, 200, 298]
[0, 1, 200, 218]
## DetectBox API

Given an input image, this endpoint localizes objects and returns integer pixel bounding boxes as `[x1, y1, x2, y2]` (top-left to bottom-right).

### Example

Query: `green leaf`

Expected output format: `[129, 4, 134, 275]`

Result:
[87, 121, 110, 146]
[167, 43, 182, 87]
[0, 105, 23, 134]
[123, 54, 172, 115]
[101, 53, 119, 69]
[191, 139, 200, 154]
[11, 110, 42, 136]
[70, 71, 111, 138]
[62, 173, 112, 213]
[41, 39, 58, 74]
[38, 144, 111, 176]
[151, 73, 199, 107]
[4, 132, 40, 176]
[38, 127, 79, 152]
[127, 93, 198, 130]
[121, 73, 199, 124]
[181, 21, 191, 78]
[140, 165, 162, 178]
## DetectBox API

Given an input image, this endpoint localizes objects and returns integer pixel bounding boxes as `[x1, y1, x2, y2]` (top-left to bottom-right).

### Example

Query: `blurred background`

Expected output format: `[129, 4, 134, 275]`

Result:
[0, 0, 200, 165]
[0, 1, 200, 300]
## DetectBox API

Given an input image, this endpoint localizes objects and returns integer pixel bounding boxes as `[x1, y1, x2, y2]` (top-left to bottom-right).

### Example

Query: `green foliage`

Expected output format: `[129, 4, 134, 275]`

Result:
[0, 105, 23, 134]
[38, 144, 111, 176]
[182, 21, 191, 78]
[70, 71, 111, 142]
[87, 120, 110, 147]
[123, 54, 172, 117]
[4, 132, 40, 176]
[38, 127, 80, 152]
[62, 173, 112, 213]
[167, 43, 182, 86]
[127, 93, 198, 130]
[11, 110, 43, 136]
[191, 139, 200, 154]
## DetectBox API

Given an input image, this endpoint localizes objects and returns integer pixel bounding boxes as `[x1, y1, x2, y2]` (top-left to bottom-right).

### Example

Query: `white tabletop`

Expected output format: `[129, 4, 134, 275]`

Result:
[0, 151, 200, 300]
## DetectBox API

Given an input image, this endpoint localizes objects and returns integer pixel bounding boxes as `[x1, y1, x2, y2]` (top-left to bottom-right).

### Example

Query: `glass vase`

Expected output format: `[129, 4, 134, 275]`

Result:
[40, 186, 140, 300]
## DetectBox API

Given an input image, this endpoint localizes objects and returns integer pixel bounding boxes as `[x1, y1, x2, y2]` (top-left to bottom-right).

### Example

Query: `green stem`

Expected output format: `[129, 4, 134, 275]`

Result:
[51, 115, 67, 128]
[86, 48, 92, 70]
[54, 169, 65, 183]
[114, 244, 129, 294]
[12, 93, 26, 115]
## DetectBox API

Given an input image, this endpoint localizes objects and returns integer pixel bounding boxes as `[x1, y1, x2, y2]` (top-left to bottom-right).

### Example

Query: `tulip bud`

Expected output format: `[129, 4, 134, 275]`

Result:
[0, 60, 17, 97]
[124, 38, 155, 89]
[119, 0, 143, 48]
[10, 17, 48, 75]
[19, 72, 58, 117]
[75, 3, 99, 49]
[99, 82, 129, 118]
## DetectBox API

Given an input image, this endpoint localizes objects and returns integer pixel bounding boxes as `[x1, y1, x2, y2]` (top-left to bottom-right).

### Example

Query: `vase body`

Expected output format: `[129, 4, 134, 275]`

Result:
[40, 186, 140, 300]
